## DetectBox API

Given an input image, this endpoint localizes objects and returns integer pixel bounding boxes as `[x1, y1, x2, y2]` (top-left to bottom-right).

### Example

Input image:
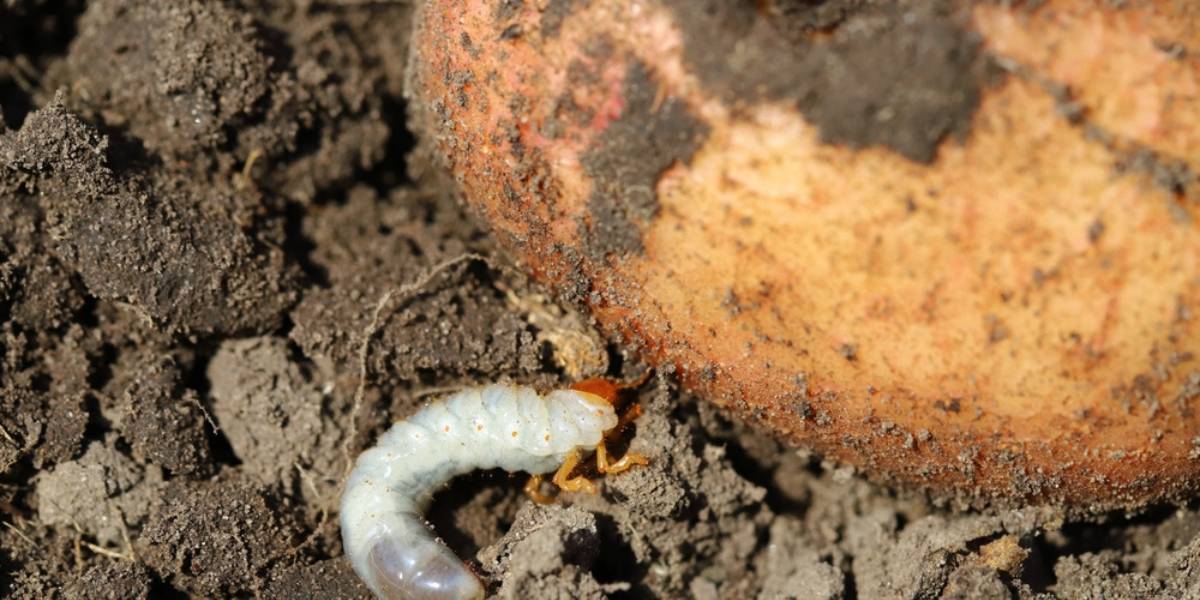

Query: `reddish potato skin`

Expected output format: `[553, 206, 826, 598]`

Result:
[409, 0, 1200, 511]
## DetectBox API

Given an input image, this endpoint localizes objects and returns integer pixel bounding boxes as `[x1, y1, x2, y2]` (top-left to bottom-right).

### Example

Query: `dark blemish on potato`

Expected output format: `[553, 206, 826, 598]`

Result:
[761, 0, 868, 39]
[723, 289, 743, 316]
[546, 59, 600, 134]
[1178, 372, 1200, 409]
[1088, 219, 1105, 243]
[540, 0, 584, 39]
[1035, 74, 1199, 212]
[1111, 146, 1197, 222]
[663, 0, 985, 163]
[499, 24, 523, 41]
[1153, 39, 1187, 60]
[459, 32, 480, 59]
[493, 0, 524, 24]
[935, 398, 961, 413]
[986, 314, 1009, 344]
[579, 60, 709, 260]
[450, 69, 475, 109]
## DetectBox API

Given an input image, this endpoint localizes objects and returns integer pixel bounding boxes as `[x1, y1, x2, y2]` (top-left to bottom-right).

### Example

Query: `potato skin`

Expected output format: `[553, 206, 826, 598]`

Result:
[409, 0, 1200, 511]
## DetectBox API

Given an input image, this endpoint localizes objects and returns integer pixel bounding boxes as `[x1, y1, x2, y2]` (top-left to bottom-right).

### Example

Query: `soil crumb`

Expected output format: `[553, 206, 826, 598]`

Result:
[0, 2, 1197, 599]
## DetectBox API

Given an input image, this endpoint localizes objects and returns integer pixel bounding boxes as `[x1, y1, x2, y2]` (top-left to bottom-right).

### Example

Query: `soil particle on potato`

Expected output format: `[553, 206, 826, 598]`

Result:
[764, 0, 869, 37]
[580, 61, 709, 260]
[539, 0, 583, 39]
[665, 0, 985, 163]
[1025, 76, 1200, 210]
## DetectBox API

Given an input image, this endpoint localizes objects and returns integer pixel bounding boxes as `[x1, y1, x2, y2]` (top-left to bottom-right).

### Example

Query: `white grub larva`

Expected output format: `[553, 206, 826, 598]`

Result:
[340, 380, 646, 600]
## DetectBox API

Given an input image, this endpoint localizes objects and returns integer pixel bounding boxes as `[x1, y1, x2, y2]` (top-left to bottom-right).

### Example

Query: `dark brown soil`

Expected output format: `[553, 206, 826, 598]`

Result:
[666, 0, 984, 163]
[0, 1, 1197, 599]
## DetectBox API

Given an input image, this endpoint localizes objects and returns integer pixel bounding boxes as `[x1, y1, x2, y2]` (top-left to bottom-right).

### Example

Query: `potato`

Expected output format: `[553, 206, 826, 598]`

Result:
[409, 0, 1200, 511]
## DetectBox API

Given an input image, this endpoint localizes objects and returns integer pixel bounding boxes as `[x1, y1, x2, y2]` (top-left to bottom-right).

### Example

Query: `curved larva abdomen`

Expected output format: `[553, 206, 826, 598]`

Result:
[341, 383, 618, 600]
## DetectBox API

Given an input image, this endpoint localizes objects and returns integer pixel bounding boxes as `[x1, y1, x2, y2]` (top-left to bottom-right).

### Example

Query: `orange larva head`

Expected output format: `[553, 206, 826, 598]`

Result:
[569, 378, 621, 407]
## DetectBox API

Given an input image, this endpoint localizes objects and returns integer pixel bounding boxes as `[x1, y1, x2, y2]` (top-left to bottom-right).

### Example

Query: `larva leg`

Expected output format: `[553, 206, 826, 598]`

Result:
[552, 450, 597, 494]
[595, 442, 649, 475]
[523, 474, 556, 504]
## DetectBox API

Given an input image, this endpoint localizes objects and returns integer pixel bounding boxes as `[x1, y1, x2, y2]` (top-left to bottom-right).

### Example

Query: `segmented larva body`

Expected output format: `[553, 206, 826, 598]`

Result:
[341, 383, 619, 600]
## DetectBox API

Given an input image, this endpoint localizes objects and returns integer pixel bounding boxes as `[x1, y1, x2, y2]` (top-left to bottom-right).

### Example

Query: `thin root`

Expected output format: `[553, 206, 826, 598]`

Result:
[112, 505, 138, 564]
[2, 521, 37, 549]
[288, 463, 329, 557]
[0, 422, 17, 445]
[83, 541, 129, 561]
[343, 253, 492, 479]
[235, 147, 264, 190]
[187, 394, 220, 434]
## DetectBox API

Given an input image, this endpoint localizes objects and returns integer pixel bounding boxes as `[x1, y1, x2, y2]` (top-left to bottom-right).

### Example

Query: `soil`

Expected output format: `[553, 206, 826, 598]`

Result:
[665, 0, 985, 163]
[580, 60, 709, 260]
[0, 1, 1198, 599]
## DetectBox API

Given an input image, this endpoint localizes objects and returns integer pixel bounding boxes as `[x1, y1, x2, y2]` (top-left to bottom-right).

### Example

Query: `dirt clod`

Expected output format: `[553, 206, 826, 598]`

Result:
[484, 504, 606, 599]
[265, 559, 370, 600]
[115, 353, 213, 477]
[62, 561, 153, 600]
[207, 336, 344, 503]
[0, 96, 301, 336]
[35, 440, 162, 546]
[141, 476, 301, 596]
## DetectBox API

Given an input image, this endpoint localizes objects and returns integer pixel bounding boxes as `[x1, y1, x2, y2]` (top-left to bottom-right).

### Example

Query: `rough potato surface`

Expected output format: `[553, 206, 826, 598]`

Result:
[410, 0, 1200, 510]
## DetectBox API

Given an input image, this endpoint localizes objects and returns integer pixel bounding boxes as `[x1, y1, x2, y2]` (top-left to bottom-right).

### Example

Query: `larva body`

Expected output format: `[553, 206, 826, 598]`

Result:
[341, 383, 618, 600]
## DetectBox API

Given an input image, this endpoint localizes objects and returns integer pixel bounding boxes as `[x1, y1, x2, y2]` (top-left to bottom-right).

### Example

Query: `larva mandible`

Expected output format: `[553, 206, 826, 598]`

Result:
[340, 380, 645, 600]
